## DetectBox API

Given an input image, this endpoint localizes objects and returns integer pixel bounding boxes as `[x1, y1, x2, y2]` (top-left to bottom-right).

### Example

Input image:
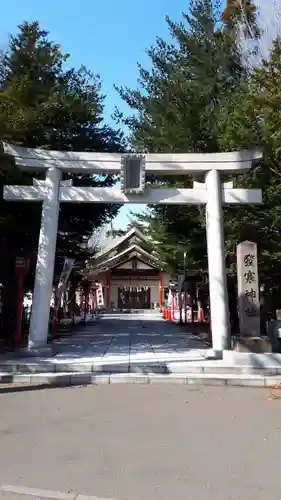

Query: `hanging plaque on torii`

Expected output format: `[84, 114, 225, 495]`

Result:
[120, 154, 146, 194]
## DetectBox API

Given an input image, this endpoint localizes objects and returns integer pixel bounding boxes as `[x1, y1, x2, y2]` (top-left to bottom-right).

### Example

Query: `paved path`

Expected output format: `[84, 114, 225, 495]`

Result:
[1, 384, 281, 500]
[3, 313, 281, 384]
[51, 311, 208, 366]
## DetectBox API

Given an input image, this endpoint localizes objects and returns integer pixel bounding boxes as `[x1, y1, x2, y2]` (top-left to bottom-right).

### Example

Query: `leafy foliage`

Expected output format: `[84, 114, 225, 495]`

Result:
[116, 0, 242, 277]
[0, 22, 125, 256]
[118, 0, 281, 314]
[218, 38, 281, 305]
[221, 0, 258, 36]
[0, 21, 124, 343]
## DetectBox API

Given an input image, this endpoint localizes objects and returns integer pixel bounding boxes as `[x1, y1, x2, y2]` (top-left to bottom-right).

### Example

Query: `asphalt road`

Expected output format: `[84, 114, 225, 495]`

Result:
[0, 384, 281, 500]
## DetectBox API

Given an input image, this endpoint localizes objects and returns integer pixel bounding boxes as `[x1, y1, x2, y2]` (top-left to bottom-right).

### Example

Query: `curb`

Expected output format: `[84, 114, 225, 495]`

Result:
[1, 361, 281, 376]
[1, 372, 281, 388]
[0, 484, 113, 500]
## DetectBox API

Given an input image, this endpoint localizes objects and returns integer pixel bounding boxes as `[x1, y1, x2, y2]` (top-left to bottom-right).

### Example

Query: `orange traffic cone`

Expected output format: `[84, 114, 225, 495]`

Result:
[198, 307, 204, 323]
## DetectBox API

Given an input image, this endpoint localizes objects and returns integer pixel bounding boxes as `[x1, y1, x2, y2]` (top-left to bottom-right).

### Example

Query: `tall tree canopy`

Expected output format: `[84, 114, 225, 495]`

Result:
[217, 37, 281, 305]
[116, 0, 244, 277]
[0, 21, 124, 342]
[221, 0, 258, 34]
[0, 21, 124, 256]
[117, 0, 281, 313]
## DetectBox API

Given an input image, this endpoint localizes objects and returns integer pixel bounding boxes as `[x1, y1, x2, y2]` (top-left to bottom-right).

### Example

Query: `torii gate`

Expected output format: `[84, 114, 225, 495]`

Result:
[2, 143, 262, 356]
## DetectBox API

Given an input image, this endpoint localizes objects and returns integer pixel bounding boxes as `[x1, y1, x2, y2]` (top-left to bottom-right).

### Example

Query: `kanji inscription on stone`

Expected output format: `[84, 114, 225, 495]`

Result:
[237, 240, 260, 336]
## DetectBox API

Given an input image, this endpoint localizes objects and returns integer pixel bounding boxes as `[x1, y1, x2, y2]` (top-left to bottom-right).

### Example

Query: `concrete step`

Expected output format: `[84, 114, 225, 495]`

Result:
[1, 359, 281, 375]
[1, 371, 281, 388]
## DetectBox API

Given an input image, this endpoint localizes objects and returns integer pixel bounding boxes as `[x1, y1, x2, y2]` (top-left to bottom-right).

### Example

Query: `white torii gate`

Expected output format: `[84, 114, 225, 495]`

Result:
[2, 143, 262, 356]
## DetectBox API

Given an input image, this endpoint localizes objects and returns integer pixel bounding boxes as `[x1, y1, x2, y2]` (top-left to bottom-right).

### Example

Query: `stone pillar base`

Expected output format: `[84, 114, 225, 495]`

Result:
[232, 337, 272, 353]
[19, 345, 53, 358]
[205, 349, 223, 360]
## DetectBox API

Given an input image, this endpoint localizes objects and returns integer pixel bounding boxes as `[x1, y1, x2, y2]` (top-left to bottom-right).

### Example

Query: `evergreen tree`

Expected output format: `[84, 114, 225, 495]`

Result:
[0, 21, 124, 344]
[221, 0, 258, 36]
[123, 0, 281, 314]
[116, 0, 242, 277]
[218, 38, 281, 309]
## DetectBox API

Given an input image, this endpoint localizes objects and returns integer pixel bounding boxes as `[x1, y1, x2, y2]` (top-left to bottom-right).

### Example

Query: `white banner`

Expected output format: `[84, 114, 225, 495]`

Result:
[54, 257, 75, 312]
[96, 283, 104, 308]
[167, 289, 173, 307]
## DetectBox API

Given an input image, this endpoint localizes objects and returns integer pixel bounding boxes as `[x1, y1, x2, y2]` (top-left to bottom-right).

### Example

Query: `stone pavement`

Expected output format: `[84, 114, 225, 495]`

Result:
[0, 311, 209, 373]
[0, 384, 281, 500]
[52, 311, 208, 364]
[2, 312, 281, 386]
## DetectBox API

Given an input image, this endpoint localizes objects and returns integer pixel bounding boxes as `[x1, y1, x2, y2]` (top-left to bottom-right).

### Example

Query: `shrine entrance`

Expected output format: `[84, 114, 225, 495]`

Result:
[118, 285, 151, 309]
[2, 143, 262, 355]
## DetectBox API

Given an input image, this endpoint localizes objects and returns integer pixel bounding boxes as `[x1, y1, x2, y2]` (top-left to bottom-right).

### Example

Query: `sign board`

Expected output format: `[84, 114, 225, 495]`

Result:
[15, 256, 29, 271]
[96, 283, 104, 308]
[120, 155, 145, 194]
[237, 240, 260, 336]
[111, 274, 158, 281]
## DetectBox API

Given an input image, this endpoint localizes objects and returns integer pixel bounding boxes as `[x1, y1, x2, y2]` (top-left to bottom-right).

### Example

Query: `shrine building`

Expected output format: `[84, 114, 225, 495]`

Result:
[86, 227, 170, 310]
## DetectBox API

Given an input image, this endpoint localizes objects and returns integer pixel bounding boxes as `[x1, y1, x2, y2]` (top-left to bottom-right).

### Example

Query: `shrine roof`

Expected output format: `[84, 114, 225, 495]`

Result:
[95, 227, 151, 259]
[83, 226, 164, 280]
[83, 242, 163, 281]
[94, 243, 161, 271]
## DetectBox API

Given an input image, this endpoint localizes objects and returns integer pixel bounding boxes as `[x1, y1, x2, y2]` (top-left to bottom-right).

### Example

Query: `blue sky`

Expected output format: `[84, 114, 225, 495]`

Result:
[0, 0, 187, 229]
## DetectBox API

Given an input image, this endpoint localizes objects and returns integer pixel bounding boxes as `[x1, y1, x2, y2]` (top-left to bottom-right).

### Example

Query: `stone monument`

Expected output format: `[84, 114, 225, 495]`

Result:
[236, 240, 271, 352]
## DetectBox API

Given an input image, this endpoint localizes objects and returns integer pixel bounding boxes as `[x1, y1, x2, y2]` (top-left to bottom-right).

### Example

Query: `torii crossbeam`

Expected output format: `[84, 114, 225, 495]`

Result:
[2, 143, 262, 356]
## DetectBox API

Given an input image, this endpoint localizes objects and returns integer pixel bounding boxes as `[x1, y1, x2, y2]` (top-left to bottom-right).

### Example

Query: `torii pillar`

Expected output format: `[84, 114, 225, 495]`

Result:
[205, 170, 230, 352]
[29, 169, 61, 353]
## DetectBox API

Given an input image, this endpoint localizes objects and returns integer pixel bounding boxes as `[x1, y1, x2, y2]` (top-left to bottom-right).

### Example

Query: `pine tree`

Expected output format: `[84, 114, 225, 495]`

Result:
[116, 0, 243, 277]
[218, 37, 281, 310]
[0, 21, 124, 345]
[118, 0, 281, 318]
[221, 0, 258, 36]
